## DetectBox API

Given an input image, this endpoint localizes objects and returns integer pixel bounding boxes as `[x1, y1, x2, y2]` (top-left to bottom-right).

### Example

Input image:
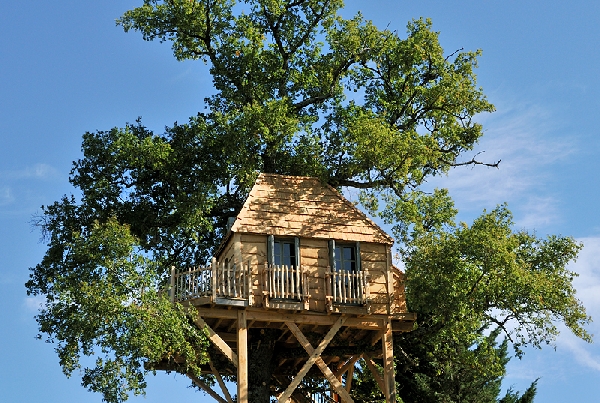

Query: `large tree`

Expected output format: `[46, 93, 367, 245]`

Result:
[26, 1, 590, 402]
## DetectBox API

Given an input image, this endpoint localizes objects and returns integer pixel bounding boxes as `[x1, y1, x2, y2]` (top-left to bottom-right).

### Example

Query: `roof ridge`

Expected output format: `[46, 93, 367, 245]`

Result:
[322, 182, 394, 244]
[233, 173, 394, 245]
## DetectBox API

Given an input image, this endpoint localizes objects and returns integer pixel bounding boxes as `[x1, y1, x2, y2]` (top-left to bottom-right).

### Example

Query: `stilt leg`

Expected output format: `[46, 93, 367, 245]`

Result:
[382, 319, 396, 402]
[237, 310, 248, 403]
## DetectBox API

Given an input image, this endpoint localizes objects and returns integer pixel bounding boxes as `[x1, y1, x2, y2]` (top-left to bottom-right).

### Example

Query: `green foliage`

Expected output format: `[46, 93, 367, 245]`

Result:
[26, 1, 590, 402]
[27, 217, 208, 402]
[389, 205, 589, 402]
[499, 380, 538, 403]
[406, 205, 590, 355]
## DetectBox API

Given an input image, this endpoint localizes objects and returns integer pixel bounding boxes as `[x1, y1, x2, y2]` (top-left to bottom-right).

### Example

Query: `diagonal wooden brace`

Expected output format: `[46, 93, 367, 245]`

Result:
[195, 316, 238, 367]
[188, 374, 229, 403]
[209, 357, 234, 403]
[363, 352, 386, 395]
[279, 317, 353, 403]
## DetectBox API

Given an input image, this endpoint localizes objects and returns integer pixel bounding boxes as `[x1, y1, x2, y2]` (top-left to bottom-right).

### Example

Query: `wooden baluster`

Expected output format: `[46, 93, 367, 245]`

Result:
[186, 266, 191, 298]
[332, 269, 337, 304]
[342, 270, 348, 304]
[211, 258, 217, 302]
[357, 271, 363, 304]
[269, 265, 274, 299]
[338, 271, 342, 303]
[326, 267, 332, 302]
[233, 261, 238, 298]
[198, 268, 202, 295]
[271, 265, 275, 299]
[194, 267, 198, 297]
[272, 265, 276, 299]
[221, 261, 226, 297]
[280, 265, 284, 299]
[287, 265, 292, 299]
[278, 265, 283, 299]
[241, 262, 245, 299]
[300, 267, 304, 301]
[296, 266, 301, 301]
[247, 260, 252, 303]
[191, 267, 196, 298]
[205, 267, 210, 295]
[279, 265, 283, 299]
[352, 273, 359, 304]
[273, 265, 277, 299]
[170, 266, 176, 303]
[223, 262, 229, 297]
[348, 271, 354, 304]
[227, 261, 231, 297]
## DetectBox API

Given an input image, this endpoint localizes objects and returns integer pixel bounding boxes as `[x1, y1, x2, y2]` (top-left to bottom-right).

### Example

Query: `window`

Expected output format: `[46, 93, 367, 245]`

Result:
[329, 240, 364, 305]
[328, 240, 361, 273]
[267, 235, 300, 268]
[267, 235, 302, 301]
[335, 245, 357, 273]
[274, 239, 296, 268]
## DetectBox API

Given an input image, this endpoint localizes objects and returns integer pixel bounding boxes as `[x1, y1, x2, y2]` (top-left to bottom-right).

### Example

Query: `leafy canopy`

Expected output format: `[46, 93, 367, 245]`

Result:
[26, 1, 590, 402]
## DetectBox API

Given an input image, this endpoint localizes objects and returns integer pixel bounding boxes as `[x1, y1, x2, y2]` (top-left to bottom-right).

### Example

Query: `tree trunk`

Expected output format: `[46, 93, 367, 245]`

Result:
[247, 328, 281, 403]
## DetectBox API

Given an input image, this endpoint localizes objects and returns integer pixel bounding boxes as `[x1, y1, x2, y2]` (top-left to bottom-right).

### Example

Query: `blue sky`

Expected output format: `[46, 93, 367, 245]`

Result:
[2, 1, 600, 402]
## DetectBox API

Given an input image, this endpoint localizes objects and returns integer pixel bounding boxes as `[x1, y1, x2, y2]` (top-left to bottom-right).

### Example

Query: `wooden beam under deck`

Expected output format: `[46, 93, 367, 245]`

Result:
[185, 305, 414, 403]
[285, 321, 354, 403]
[278, 317, 347, 403]
[193, 306, 415, 331]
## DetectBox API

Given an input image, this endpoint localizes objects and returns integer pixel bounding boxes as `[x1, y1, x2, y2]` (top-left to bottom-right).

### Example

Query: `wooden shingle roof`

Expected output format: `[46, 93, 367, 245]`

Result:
[230, 173, 394, 244]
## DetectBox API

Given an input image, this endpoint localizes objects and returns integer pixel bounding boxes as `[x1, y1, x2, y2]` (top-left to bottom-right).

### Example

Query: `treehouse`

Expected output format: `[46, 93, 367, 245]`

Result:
[169, 173, 416, 403]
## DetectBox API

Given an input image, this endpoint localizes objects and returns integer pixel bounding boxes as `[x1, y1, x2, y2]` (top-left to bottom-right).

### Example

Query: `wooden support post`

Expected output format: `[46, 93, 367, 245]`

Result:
[195, 316, 238, 367]
[237, 309, 248, 403]
[382, 319, 396, 402]
[281, 317, 353, 403]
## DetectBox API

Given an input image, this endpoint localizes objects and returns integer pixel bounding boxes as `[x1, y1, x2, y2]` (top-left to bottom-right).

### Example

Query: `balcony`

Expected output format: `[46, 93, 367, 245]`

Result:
[169, 259, 370, 312]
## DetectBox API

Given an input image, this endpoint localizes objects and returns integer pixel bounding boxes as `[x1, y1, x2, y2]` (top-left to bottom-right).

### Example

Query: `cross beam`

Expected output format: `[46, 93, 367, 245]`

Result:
[277, 316, 348, 403]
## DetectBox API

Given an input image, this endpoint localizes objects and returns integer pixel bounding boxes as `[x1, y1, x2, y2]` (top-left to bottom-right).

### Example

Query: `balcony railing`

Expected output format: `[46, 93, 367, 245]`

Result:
[326, 269, 369, 306]
[170, 260, 370, 310]
[170, 258, 251, 303]
[263, 263, 307, 302]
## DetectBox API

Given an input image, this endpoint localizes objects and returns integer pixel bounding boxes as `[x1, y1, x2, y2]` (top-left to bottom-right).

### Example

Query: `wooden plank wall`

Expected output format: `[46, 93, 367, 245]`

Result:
[360, 242, 390, 315]
[234, 234, 395, 313]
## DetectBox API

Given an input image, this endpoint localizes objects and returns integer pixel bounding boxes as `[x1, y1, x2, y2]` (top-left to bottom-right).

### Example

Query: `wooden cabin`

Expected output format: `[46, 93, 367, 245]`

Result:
[169, 173, 415, 403]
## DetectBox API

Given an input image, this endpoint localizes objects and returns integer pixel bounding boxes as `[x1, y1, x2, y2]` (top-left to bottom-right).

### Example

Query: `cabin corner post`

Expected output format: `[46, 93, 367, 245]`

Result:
[382, 318, 396, 402]
[237, 309, 248, 403]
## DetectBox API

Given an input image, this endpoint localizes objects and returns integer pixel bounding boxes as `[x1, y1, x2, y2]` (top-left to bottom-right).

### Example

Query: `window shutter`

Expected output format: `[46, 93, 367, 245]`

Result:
[294, 237, 300, 268]
[328, 239, 336, 271]
[355, 241, 361, 273]
[267, 235, 274, 266]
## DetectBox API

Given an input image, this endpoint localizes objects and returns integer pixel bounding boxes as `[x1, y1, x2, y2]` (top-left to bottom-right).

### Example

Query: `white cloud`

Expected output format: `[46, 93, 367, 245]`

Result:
[560, 332, 600, 372]
[0, 163, 61, 212]
[516, 196, 560, 229]
[1, 163, 59, 180]
[426, 101, 574, 229]
[549, 237, 600, 372]
[0, 186, 14, 206]
[24, 295, 46, 313]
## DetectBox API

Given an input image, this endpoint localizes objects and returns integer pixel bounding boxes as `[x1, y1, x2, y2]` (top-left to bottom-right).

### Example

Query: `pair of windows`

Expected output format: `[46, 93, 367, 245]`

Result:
[267, 236, 361, 273]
